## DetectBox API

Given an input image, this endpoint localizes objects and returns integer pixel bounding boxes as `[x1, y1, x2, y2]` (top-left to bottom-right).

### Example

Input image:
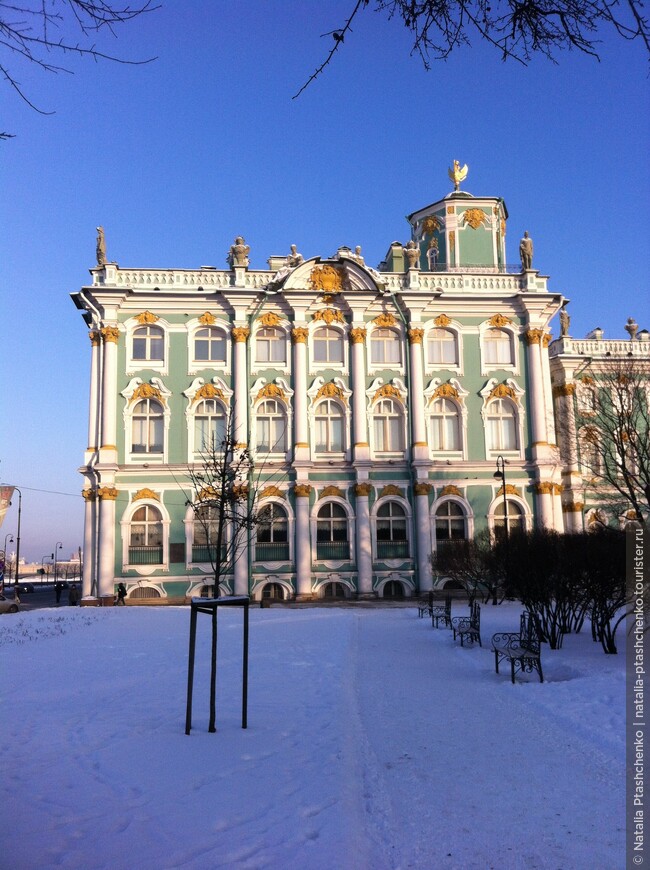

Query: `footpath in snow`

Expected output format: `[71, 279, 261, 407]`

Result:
[1, 603, 624, 869]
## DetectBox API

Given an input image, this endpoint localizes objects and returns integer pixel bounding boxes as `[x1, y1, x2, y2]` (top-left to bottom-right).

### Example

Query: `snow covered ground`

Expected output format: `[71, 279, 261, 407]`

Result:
[2, 602, 624, 869]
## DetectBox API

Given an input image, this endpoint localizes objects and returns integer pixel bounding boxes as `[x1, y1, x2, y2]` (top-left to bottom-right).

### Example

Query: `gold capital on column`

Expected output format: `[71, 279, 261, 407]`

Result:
[525, 329, 544, 345]
[349, 327, 367, 344]
[414, 483, 432, 496]
[294, 484, 312, 498]
[97, 486, 118, 500]
[232, 327, 250, 342]
[88, 330, 101, 346]
[101, 326, 120, 343]
[291, 327, 308, 344]
[408, 328, 424, 344]
[81, 489, 96, 501]
[354, 483, 372, 497]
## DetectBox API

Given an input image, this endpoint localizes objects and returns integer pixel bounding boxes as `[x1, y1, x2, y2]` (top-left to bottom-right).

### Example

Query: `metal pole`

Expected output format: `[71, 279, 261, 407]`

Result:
[242, 598, 249, 729]
[493, 456, 509, 601]
[185, 603, 198, 735]
[14, 488, 22, 587]
[53, 541, 62, 587]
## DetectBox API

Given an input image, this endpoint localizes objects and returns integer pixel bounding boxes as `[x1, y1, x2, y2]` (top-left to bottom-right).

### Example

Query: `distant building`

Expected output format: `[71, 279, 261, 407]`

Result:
[72, 171, 643, 604]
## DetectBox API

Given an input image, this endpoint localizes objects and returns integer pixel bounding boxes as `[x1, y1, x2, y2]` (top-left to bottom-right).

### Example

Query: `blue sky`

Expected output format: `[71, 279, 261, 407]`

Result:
[1, 0, 648, 562]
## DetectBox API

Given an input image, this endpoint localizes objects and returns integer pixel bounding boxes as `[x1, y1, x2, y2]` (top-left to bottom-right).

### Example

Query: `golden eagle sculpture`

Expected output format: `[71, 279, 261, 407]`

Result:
[448, 160, 468, 191]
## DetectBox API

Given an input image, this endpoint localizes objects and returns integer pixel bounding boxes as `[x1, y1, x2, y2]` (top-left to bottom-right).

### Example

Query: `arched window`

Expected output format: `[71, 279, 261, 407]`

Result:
[487, 398, 517, 451]
[194, 327, 226, 364]
[314, 400, 344, 452]
[256, 327, 286, 364]
[316, 503, 348, 560]
[427, 329, 457, 365]
[494, 500, 524, 540]
[129, 505, 163, 564]
[262, 582, 285, 600]
[194, 400, 226, 454]
[191, 504, 226, 564]
[435, 501, 467, 549]
[133, 325, 164, 362]
[430, 398, 460, 451]
[579, 426, 602, 475]
[373, 399, 405, 453]
[484, 328, 513, 366]
[376, 501, 408, 558]
[383, 580, 405, 598]
[256, 400, 288, 453]
[313, 327, 344, 364]
[256, 503, 289, 561]
[371, 328, 401, 365]
[132, 399, 164, 454]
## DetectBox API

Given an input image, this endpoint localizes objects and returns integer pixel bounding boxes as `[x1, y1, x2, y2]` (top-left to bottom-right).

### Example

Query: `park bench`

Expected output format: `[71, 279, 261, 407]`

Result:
[451, 601, 481, 647]
[431, 594, 452, 629]
[491, 611, 543, 684]
[417, 591, 433, 618]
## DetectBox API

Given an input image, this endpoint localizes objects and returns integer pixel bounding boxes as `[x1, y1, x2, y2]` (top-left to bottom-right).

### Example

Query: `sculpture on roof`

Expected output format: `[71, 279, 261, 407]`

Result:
[267, 245, 304, 289]
[287, 244, 304, 268]
[227, 236, 250, 268]
[96, 226, 106, 266]
[625, 317, 639, 340]
[448, 160, 468, 191]
[404, 239, 420, 270]
[519, 231, 534, 271]
[559, 302, 570, 337]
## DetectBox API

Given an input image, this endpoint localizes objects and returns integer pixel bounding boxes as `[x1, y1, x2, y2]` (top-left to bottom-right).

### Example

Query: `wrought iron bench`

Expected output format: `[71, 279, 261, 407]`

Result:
[417, 591, 434, 618]
[451, 602, 481, 646]
[431, 594, 452, 629]
[491, 611, 543, 683]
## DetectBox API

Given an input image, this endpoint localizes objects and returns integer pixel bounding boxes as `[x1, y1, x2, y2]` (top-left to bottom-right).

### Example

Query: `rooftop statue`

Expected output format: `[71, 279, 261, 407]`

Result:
[625, 317, 639, 340]
[287, 244, 304, 268]
[404, 239, 420, 270]
[448, 160, 468, 191]
[227, 236, 250, 268]
[559, 302, 570, 337]
[96, 226, 106, 267]
[519, 231, 534, 271]
[267, 244, 304, 289]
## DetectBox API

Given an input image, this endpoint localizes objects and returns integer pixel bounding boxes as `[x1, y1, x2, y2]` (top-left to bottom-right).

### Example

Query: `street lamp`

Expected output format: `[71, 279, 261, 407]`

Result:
[11, 488, 22, 587]
[493, 456, 509, 603]
[2, 534, 13, 585]
[53, 542, 63, 586]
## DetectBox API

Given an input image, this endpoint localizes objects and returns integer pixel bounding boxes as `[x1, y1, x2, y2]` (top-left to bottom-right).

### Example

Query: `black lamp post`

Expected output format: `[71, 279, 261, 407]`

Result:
[53, 541, 63, 586]
[493, 456, 509, 602]
[13, 488, 22, 587]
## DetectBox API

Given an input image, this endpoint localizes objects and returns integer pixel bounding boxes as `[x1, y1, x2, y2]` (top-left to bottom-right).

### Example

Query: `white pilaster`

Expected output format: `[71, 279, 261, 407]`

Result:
[350, 328, 369, 462]
[292, 328, 309, 460]
[294, 487, 312, 599]
[525, 331, 547, 450]
[100, 326, 119, 457]
[415, 486, 433, 591]
[87, 330, 100, 452]
[354, 485, 374, 597]
[535, 483, 555, 528]
[408, 329, 428, 460]
[232, 327, 250, 447]
[82, 489, 96, 598]
[97, 487, 117, 602]
[234, 500, 249, 596]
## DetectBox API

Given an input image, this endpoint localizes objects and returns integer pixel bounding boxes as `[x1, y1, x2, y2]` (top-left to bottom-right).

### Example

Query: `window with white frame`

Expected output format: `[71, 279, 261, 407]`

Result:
[132, 325, 164, 362]
[493, 500, 524, 540]
[430, 398, 460, 451]
[256, 503, 289, 561]
[131, 399, 164, 454]
[194, 327, 226, 364]
[435, 501, 467, 544]
[427, 328, 457, 366]
[486, 398, 518, 451]
[314, 399, 345, 452]
[316, 502, 349, 560]
[579, 425, 602, 475]
[313, 327, 344, 364]
[484, 328, 513, 366]
[372, 399, 405, 453]
[376, 501, 408, 558]
[256, 400, 288, 453]
[256, 327, 286, 365]
[129, 505, 163, 564]
[194, 400, 226, 454]
[371, 328, 402, 365]
[577, 382, 597, 413]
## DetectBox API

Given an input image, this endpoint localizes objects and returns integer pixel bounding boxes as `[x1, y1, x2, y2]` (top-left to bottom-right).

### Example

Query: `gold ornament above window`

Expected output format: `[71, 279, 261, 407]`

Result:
[488, 383, 516, 401]
[135, 311, 159, 324]
[130, 383, 163, 404]
[379, 485, 402, 497]
[422, 216, 440, 235]
[313, 308, 345, 325]
[373, 313, 396, 328]
[320, 485, 344, 499]
[498, 484, 520, 496]
[198, 312, 216, 326]
[488, 313, 512, 327]
[434, 314, 451, 327]
[373, 384, 402, 402]
[193, 384, 225, 404]
[258, 312, 281, 327]
[439, 484, 461, 497]
[463, 209, 487, 229]
[431, 383, 459, 401]
[133, 488, 159, 502]
[260, 485, 283, 499]
[256, 383, 286, 402]
[316, 382, 345, 402]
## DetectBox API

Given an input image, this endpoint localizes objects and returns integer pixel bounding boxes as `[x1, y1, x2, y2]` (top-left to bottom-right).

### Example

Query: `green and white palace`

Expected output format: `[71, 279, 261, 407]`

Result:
[71, 168, 647, 604]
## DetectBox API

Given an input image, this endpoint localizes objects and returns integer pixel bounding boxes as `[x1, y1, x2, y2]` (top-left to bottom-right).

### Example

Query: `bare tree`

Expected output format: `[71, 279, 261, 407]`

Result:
[572, 360, 650, 526]
[182, 411, 281, 598]
[294, 0, 650, 97]
[1, 0, 158, 129]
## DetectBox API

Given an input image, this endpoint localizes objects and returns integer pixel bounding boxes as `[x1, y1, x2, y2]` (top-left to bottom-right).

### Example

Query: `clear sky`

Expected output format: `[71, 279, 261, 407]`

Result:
[1, 1, 648, 563]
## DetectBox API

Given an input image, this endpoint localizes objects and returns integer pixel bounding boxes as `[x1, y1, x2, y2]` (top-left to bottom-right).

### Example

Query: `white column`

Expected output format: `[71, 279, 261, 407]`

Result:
[415, 485, 433, 592]
[535, 483, 554, 528]
[100, 327, 119, 455]
[294, 486, 312, 599]
[408, 329, 428, 459]
[81, 489, 96, 599]
[354, 484, 374, 597]
[525, 330, 547, 449]
[87, 330, 101, 451]
[350, 328, 369, 462]
[97, 486, 117, 603]
[234, 499, 249, 596]
[232, 327, 250, 447]
[292, 328, 309, 459]
[541, 333, 557, 446]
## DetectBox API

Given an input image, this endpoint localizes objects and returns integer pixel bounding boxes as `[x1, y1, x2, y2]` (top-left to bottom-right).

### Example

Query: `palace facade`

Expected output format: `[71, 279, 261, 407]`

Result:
[73, 176, 632, 604]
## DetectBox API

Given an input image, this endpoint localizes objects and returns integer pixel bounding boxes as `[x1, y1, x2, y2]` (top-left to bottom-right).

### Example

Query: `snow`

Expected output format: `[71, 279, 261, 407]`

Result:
[2, 603, 624, 869]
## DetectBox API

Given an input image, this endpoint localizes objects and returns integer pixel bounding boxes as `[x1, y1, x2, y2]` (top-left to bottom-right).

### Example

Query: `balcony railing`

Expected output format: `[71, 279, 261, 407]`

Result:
[191, 545, 227, 564]
[255, 542, 290, 562]
[128, 546, 163, 565]
[376, 541, 410, 559]
[316, 541, 349, 561]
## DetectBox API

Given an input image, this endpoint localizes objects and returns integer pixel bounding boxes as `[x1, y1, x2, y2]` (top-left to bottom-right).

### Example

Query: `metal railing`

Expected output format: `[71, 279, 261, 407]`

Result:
[316, 541, 350, 561]
[376, 541, 410, 559]
[255, 542, 290, 562]
[128, 546, 163, 565]
[191, 545, 227, 564]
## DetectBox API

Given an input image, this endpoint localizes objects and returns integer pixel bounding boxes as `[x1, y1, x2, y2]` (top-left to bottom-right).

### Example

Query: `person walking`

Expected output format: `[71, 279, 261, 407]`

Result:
[116, 583, 127, 606]
[55, 581, 62, 604]
[68, 583, 79, 606]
